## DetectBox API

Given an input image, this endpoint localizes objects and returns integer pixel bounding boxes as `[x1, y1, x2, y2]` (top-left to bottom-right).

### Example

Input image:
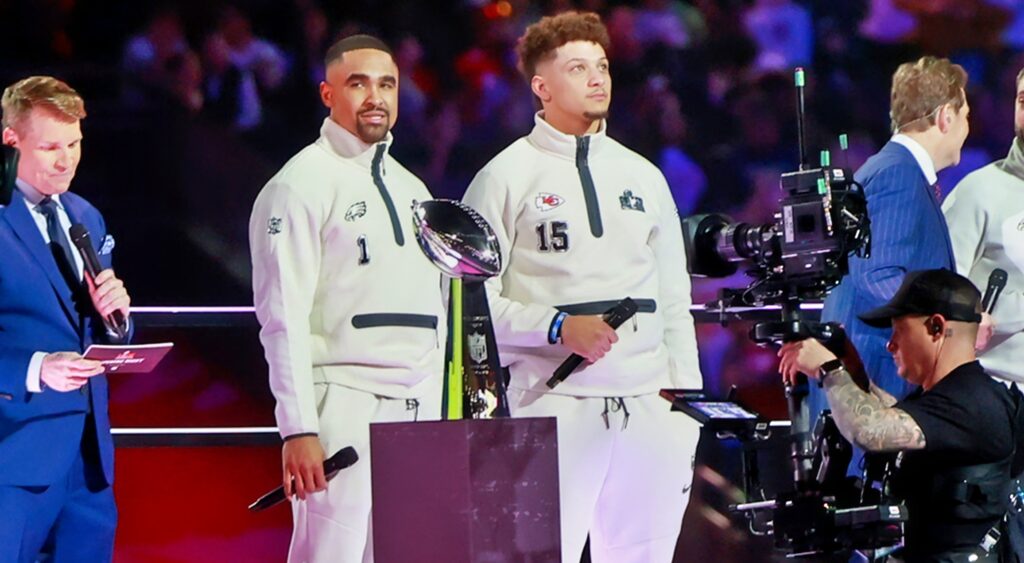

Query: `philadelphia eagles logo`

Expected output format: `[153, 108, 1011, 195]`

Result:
[345, 201, 367, 222]
[267, 217, 282, 235]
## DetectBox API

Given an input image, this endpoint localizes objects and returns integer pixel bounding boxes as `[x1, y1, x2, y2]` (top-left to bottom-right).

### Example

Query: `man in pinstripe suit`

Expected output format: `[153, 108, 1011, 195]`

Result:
[807, 57, 971, 475]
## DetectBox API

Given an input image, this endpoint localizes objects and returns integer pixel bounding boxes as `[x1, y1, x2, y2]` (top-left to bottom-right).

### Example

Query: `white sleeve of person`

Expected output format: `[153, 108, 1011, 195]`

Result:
[463, 167, 561, 347]
[250, 179, 323, 438]
[650, 172, 703, 390]
[944, 168, 1024, 335]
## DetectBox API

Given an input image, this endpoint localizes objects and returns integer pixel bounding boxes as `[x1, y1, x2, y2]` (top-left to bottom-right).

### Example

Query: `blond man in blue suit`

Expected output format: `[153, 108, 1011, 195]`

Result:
[0, 76, 132, 563]
[809, 57, 972, 475]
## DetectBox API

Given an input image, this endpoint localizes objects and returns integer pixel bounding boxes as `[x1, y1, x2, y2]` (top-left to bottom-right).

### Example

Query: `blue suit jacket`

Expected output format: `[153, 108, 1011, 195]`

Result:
[810, 141, 955, 467]
[0, 189, 124, 487]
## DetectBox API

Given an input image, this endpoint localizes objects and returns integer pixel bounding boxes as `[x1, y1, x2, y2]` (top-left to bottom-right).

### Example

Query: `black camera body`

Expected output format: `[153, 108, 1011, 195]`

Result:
[682, 163, 869, 307]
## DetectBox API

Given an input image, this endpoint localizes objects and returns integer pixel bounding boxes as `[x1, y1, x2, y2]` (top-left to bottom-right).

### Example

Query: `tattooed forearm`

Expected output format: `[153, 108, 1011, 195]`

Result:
[823, 368, 926, 452]
[868, 383, 898, 407]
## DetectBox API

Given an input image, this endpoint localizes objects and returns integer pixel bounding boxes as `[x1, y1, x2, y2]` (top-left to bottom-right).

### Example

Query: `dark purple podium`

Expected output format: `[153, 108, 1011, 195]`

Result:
[370, 417, 561, 562]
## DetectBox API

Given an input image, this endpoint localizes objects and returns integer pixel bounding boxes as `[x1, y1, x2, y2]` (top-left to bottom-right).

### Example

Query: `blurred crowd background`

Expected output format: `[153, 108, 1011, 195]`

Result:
[7, 1, 1024, 560]
[6, 0, 1024, 429]
[6, 0, 1024, 413]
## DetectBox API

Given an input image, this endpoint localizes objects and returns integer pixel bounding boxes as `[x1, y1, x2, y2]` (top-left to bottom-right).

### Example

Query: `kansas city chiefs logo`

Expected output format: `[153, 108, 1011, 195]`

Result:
[535, 193, 565, 211]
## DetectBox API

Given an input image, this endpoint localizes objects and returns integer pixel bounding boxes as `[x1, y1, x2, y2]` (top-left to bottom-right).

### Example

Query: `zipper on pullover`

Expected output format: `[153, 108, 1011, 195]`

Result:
[575, 136, 603, 238]
[351, 313, 438, 329]
[372, 143, 405, 246]
[352, 312, 441, 348]
[557, 299, 655, 332]
[556, 299, 657, 316]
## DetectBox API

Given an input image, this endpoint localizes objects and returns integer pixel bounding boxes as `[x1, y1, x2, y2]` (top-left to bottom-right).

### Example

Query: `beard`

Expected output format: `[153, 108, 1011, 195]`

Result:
[355, 109, 391, 143]
[356, 121, 389, 143]
[1016, 125, 1024, 147]
[583, 109, 609, 122]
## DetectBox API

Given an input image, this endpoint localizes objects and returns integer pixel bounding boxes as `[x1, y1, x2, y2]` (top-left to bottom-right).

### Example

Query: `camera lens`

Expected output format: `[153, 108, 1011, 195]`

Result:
[717, 222, 772, 263]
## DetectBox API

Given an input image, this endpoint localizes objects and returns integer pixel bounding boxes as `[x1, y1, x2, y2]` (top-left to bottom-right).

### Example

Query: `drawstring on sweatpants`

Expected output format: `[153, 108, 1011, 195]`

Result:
[601, 397, 630, 431]
[405, 398, 420, 421]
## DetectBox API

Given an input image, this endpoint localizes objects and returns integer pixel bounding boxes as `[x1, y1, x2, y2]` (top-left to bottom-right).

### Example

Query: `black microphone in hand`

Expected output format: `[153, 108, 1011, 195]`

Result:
[248, 446, 359, 512]
[69, 224, 127, 340]
[546, 297, 639, 389]
[982, 268, 1008, 314]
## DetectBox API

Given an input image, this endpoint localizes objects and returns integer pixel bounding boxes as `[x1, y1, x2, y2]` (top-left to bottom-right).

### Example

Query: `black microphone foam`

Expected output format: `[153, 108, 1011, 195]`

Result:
[248, 446, 359, 512]
[982, 268, 1008, 314]
[69, 223, 128, 339]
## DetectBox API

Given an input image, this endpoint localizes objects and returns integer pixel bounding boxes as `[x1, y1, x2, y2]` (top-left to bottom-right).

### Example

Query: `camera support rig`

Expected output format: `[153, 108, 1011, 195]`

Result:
[680, 69, 904, 557]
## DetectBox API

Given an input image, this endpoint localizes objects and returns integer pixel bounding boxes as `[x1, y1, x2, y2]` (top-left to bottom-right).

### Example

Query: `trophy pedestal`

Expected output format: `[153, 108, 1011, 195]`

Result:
[370, 417, 561, 562]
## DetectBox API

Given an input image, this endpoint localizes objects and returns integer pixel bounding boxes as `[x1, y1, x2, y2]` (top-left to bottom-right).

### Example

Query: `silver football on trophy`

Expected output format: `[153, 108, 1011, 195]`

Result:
[412, 199, 502, 280]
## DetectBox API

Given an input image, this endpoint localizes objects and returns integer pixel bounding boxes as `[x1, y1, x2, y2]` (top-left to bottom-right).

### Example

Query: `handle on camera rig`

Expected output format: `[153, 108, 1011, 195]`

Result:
[752, 297, 845, 491]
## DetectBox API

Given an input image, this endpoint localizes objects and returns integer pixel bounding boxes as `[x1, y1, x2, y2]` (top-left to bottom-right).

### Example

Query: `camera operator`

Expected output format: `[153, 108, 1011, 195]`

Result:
[778, 269, 1018, 562]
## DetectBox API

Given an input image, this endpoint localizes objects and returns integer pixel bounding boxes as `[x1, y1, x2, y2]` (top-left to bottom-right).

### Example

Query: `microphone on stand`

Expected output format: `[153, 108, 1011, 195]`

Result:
[982, 268, 1008, 314]
[69, 224, 128, 340]
[248, 446, 359, 512]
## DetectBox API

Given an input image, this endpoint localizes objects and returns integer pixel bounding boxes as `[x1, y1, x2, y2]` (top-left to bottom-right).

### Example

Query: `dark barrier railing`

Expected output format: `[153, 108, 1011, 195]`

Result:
[129, 303, 823, 327]
[112, 426, 280, 447]
[116, 304, 814, 447]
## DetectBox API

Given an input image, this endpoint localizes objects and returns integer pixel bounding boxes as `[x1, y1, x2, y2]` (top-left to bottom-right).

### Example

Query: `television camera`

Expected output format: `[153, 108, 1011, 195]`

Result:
[678, 69, 906, 558]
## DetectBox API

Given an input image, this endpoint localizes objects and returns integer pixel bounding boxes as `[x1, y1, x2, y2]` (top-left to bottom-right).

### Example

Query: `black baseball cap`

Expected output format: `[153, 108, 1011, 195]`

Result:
[858, 269, 982, 328]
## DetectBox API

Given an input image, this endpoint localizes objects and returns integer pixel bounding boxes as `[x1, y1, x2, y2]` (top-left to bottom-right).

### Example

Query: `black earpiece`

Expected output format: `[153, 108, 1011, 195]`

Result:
[930, 319, 943, 335]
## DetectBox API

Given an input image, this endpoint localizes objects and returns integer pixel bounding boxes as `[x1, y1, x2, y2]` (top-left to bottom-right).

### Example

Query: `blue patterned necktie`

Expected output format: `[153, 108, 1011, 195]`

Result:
[38, 197, 93, 408]
[37, 196, 80, 290]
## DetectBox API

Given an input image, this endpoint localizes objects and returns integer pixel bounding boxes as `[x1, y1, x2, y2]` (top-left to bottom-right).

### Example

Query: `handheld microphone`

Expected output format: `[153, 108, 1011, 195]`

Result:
[69, 224, 128, 340]
[982, 268, 1008, 314]
[248, 446, 359, 512]
[546, 297, 639, 389]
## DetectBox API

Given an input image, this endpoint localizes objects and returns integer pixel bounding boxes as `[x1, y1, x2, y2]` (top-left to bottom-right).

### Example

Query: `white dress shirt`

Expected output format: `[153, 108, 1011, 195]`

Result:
[891, 133, 938, 186]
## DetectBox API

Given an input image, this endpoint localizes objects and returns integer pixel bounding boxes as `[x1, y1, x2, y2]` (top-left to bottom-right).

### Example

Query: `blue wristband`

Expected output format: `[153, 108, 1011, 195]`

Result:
[549, 311, 568, 344]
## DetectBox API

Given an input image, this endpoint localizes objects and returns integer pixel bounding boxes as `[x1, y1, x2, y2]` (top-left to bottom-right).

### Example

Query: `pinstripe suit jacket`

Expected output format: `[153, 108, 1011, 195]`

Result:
[809, 141, 955, 462]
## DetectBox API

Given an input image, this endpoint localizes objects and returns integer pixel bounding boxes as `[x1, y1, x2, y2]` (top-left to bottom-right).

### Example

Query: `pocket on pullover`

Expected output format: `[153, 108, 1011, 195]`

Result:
[350, 313, 441, 352]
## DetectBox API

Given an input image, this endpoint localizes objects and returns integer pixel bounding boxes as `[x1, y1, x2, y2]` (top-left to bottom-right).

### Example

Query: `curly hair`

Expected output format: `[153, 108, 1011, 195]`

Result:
[890, 57, 967, 133]
[516, 11, 611, 79]
[2, 76, 86, 133]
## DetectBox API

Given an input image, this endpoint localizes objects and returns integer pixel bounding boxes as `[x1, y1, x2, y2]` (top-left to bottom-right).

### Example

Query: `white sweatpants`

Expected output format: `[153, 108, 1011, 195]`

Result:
[508, 388, 700, 563]
[287, 383, 441, 563]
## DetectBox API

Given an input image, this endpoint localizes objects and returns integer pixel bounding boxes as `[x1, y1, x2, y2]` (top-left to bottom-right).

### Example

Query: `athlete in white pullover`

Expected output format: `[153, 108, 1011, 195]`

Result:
[943, 67, 1024, 385]
[249, 36, 444, 563]
[463, 12, 702, 562]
